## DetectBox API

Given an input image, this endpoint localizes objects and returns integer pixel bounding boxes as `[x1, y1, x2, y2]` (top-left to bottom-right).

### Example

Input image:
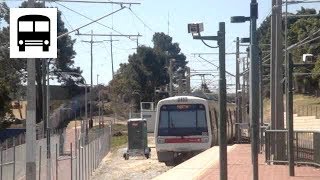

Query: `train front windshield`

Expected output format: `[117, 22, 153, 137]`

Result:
[158, 104, 208, 136]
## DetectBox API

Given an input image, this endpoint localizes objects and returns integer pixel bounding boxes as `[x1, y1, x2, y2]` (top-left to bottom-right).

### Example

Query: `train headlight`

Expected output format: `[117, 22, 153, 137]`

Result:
[19, 40, 24, 45]
[44, 40, 49, 45]
[201, 137, 209, 143]
[157, 138, 165, 144]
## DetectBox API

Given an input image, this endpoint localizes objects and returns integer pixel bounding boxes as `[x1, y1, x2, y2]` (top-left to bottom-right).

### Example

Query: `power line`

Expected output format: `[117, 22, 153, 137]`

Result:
[191, 52, 247, 55]
[49, 2, 88, 49]
[42, 0, 140, 5]
[287, 27, 320, 50]
[57, 6, 126, 39]
[54, 1, 142, 45]
[128, 8, 154, 32]
[197, 56, 236, 77]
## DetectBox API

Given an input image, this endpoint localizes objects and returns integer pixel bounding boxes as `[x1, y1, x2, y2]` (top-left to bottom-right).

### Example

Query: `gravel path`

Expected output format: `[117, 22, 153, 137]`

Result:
[91, 136, 171, 180]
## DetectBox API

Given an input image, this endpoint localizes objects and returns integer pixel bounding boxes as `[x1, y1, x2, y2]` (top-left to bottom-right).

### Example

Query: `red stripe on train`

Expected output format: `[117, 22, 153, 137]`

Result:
[164, 138, 202, 143]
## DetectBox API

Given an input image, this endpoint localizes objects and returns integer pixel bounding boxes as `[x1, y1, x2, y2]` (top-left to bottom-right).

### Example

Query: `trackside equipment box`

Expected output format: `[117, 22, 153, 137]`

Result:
[123, 118, 151, 160]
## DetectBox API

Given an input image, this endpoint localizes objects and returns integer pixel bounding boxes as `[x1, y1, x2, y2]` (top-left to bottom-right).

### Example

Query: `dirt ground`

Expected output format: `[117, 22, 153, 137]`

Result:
[90, 135, 172, 180]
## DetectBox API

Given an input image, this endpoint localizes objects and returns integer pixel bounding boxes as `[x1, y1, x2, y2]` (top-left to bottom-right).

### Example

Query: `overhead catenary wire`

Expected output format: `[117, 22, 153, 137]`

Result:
[57, 6, 126, 39]
[128, 8, 154, 33]
[41, 0, 140, 5]
[287, 27, 320, 50]
[197, 56, 235, 77]
[49, 2, 88, 49]
[54, 2, 141, 46]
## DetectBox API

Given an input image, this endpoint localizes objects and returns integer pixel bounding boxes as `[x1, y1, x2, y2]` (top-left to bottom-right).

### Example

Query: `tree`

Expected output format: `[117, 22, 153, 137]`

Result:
[108, 33, 188, 113]
[257, 7, 320, 95]
[0, 2, 82, 124]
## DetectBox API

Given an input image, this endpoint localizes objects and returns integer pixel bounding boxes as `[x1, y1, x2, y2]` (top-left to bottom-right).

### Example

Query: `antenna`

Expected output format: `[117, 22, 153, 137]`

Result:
[167, 11, 170, 35]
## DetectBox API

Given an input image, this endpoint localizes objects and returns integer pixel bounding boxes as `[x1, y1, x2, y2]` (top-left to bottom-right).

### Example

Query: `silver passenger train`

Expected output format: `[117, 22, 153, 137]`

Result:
[154, 96, 235, 165]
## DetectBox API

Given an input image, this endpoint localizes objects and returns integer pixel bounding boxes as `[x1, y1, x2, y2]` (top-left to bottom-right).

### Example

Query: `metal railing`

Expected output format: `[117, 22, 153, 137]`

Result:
[295, 105, 320, 118]
[265, 129, 320, 167]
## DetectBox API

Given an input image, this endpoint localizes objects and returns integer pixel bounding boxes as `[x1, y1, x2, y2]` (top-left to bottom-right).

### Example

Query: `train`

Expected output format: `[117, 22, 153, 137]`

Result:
[154, 96, 235, 165]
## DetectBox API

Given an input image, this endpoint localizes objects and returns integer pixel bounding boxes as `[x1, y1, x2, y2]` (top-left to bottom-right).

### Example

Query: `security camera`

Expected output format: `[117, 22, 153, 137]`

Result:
[188, 23, 204, 36]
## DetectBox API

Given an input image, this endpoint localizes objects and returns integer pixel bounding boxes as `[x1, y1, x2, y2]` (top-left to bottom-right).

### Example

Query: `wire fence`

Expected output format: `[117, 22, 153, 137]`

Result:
[265, 129, 320, 167]
[0, 125, 111, 180]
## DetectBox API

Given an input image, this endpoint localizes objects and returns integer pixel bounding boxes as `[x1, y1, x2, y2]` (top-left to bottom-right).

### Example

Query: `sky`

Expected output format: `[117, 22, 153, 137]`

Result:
[3, 0, 320, 92]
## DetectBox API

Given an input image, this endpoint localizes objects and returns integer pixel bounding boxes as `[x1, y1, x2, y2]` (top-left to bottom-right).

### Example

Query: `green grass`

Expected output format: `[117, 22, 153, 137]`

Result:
[111, 135, 128, 149]
[112, 123, 127, 132]
[111, 123, 128, 149]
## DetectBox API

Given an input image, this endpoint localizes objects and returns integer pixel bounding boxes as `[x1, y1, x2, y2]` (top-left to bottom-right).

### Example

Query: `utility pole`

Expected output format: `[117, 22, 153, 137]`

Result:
[235, 37, 241, 142]
[192, 22, 227, 180]
[103, 35, 119, 78]
[259, 49, 264, 153]
[249, 1, 259, 179]
[26, 1, 36, 180]
[169, 59, 173, 97]
[42, 59, 47, 136]
[217, 22, 227, 180]
[46, 59, 51, 180]
[270, 0, 276, 156]
[76, 32, 141, 79]
[111, 35, 114, 77]
[271, 0, 285, 160]
[78, 32, 141, 125]
[186, 67, 191, 93]
[81, 30, 103, 130]
[287, 53, 295, 176]
[231, 1, 259, 179]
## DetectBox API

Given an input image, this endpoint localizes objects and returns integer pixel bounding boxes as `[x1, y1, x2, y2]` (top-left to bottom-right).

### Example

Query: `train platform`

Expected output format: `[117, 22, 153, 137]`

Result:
[154, 144, 320, 180]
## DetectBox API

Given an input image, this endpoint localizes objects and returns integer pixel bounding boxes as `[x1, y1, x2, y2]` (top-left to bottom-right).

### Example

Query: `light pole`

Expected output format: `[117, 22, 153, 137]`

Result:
[235, 37, 241, 142]
[231, 1, 259, 180]
[188, 22, 227, 180]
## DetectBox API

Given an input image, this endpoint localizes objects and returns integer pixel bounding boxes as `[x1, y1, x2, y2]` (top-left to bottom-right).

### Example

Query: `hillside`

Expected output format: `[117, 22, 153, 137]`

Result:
[263, 94, 320, 123]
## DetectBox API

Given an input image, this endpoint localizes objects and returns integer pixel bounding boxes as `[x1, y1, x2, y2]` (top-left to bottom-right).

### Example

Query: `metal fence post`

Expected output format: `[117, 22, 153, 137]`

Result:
[1, 143, 3, 180]
[93, 140, 96, 170]
[75, 141, 78, 180]
[265, 131, 269, 164]
[56, 144, 58, 180]
[84, 145, 87, 180]
[70, 143, 73, 180]
[90, 142, 92, 175]
[39, 146, 42, 180]
[88, 143, 90, 176]
[87, 144, 89, 180]
[296, 133, 299, 161]
[78, 140, 80, 180]
[13, 138, 15, 180]
[81, 145, 83, 180]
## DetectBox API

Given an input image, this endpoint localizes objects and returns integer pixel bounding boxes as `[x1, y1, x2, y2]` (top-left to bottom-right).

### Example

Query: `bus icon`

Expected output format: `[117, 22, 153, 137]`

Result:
[17, 15, 50, 52]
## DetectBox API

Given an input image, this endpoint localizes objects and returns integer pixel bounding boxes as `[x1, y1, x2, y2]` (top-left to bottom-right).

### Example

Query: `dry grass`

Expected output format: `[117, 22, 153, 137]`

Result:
[263, 94, 320, 123]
